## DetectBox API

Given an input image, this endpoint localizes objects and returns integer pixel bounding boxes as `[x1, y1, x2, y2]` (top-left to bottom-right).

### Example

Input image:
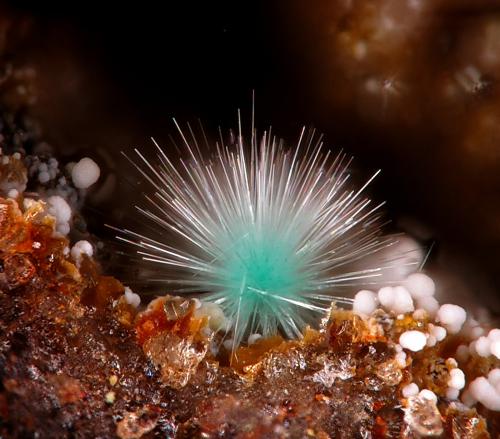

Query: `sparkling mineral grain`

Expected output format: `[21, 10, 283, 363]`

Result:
[404, 393, 444, 437]
[1, 195, 499, 437]
[135, 296, 212, 389]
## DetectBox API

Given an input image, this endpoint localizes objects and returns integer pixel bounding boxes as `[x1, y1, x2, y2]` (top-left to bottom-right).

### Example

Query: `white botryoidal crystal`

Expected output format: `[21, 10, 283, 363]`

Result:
[429, 324, 447, 342]
[403, 272, 435, 299]
[71, 157, 100, 189]
[352, 290, 378, 316]
[399, 330, 427, 352]
[436, 304, 467, 334]
[415, 296, 440, 318]
[377, 286, 414, 315]
[70, 240, 93, 267]
[448, 368, 466, 390]
[124, 286, 141, 308]
[47, 195, 72, 235]
[469, 328, 500, 359]
[426, 323, 447, 347]
[467, 369, 500, 411]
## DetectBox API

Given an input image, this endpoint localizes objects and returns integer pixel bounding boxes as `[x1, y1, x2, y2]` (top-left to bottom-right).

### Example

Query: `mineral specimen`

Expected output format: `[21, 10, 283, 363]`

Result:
[0, 198, 498, 436]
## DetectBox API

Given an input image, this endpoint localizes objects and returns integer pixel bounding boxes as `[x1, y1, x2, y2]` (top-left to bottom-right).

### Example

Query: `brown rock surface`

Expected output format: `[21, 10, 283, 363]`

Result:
[0, 197, 498, 437]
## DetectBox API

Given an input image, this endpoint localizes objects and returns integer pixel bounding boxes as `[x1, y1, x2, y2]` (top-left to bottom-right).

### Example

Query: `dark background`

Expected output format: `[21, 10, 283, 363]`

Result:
[4, 1, 500, 314]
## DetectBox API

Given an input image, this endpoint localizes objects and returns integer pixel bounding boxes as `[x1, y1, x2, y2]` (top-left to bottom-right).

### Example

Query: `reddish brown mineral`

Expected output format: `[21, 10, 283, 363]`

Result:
[0, 188, 498, 438]
[135, 296, 211, 389]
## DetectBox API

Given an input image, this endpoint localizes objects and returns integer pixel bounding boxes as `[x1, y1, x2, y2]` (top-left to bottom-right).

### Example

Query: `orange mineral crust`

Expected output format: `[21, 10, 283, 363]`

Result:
[0, 197, 498, 437]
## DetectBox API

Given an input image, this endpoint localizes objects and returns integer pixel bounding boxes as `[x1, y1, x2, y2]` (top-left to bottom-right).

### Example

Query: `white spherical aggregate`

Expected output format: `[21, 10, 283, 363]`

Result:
[71, 157, 100, 189]
[448, 368, 465, 390]
[391, 286, 414, 314]
[404, 272, 435, 299]
[47, 195, 72, 223]
[47, 195, 72, 235]
[124, 287, 141, 308]
[353, 290, 378, 316]
[469, 375, 500, 411]
[474, 336, 491, 357]
[436, 304, 467, 334]
[378, 286, 395, 309]
[416, 296, 440, 317]
[70, 240, 93, 266]
[429, 324, 447, 342]
[399, 330, 427, 352]
[490, 340, 500, 360]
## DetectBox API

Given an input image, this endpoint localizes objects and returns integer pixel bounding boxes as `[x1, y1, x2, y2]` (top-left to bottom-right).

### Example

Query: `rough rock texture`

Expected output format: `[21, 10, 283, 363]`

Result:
[0, 198, 498, 438]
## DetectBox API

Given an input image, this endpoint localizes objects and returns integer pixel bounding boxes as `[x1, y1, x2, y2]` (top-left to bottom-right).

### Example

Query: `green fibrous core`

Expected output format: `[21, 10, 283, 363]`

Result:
[207, 225, 311, 344]
[123, 126, 386, 348]
[225, 229, 305, 298]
